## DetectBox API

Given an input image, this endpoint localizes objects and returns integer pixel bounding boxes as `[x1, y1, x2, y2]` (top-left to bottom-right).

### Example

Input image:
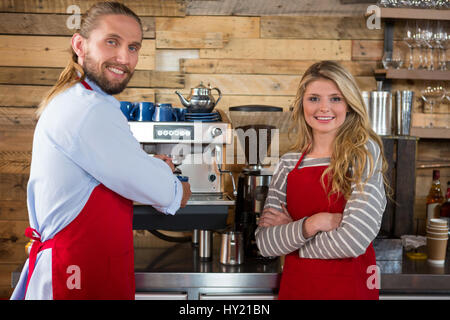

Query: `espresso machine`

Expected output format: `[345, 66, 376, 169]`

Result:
[128, 112, 235, 260]
[229, 106, 283, 258]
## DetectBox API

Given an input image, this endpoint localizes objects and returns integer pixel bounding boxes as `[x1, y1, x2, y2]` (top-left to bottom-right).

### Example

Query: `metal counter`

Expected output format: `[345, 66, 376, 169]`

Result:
[134, 239, 281, 300]
[12, 238, 450, 299]
[132, 237, 450, 300]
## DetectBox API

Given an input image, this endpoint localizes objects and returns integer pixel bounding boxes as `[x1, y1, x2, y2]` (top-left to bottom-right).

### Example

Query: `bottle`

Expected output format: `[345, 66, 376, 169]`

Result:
[426, 170, 444, 222]
[439, 181, 450, 226]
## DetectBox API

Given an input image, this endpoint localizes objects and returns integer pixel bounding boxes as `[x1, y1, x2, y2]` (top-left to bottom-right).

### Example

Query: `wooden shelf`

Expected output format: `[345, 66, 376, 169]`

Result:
[410, 127, 450, 139]
[375, 69, 450, 81]
[380, 7, 450, 20]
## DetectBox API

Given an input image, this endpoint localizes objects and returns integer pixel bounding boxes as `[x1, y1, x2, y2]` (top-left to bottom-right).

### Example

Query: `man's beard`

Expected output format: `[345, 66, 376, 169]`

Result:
[82, 54, 133, 95]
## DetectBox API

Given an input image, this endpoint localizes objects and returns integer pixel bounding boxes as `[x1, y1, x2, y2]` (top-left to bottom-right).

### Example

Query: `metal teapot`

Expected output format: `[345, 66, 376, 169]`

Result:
[175, 82, 221, 113]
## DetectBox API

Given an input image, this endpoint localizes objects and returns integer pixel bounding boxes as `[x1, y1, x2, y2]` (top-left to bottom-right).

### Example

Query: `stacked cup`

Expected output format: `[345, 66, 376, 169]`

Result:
[426, 218, 449, 265]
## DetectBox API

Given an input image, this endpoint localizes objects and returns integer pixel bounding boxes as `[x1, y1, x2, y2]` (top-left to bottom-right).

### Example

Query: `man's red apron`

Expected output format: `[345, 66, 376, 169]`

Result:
[278, 150, 378, 300]
[24, 80, 135, 300]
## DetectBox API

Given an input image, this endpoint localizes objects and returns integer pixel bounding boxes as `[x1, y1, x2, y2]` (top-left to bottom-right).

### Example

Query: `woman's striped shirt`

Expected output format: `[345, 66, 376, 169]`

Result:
[255, 139, 387, 259]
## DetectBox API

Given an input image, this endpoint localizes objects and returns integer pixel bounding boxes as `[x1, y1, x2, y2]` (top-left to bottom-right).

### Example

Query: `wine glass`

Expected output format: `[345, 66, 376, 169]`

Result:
[428, 21, 440, 71]
[403, 20, 416, 70]
[421, 84, 445, 127]
[440, 22, 450, 70]
[439, 90, 449, 128]
[434, 21, 447, 71]
[415, 21, 433, 70]
[435, 0, 448, 8]
[392, 45, 404, 69]
[382, 51, 393, 69]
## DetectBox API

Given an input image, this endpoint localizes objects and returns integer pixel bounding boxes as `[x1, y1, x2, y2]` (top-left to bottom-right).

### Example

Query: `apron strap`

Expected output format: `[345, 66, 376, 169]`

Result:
[80, 79, 93, 91]
[24, 227, 54, 299]
[294, 143, 311, 171]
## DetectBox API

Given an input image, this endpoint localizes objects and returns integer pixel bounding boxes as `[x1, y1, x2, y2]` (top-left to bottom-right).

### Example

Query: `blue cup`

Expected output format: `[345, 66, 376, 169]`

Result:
[173, 108, 187, 121]
[133, 102, 155, 121]
[120, 101, 135, 121]
[153, 104, 177, 122]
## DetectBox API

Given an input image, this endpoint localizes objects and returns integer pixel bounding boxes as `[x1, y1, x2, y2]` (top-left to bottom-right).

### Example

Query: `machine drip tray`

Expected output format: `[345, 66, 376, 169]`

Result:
[133, 193, 235, 231]
[134, 193, 234, 206]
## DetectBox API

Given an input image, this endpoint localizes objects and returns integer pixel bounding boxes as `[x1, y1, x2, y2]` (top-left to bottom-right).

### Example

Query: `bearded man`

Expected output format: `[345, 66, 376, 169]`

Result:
[11, 2, 191, 300]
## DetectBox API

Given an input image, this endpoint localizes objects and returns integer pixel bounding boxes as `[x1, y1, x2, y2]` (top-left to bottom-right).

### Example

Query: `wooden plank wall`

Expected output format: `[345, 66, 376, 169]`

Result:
[0, 0, 448, 298]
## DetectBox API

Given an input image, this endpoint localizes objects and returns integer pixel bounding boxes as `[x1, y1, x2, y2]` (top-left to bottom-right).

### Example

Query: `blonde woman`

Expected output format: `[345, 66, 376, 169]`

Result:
[256, 61, 388, 300]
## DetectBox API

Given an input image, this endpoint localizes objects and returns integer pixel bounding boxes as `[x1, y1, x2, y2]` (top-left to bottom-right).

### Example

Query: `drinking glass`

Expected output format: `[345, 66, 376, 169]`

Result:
[428, 21, 439, 71]
[382, 51, 393, 69]
[410, 0, 423, 7]
[419, 0, 435, 8]
[392, 46, 404, 69]
[435, 0, 448, 8]
[415, 21, 429, 70]
[404, 20, 416, 70]
[439, 22, 449, 71]
[439, 91, 449, 127]
[421, 84, 445, 127]
[434, 21, 447, 71]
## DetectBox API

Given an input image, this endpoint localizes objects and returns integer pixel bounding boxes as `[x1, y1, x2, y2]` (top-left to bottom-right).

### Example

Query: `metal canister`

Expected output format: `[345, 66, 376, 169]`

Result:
[369, 91, 393, 136]
[395, 90, 414, 136]
[220, 231, 244, 265]
[198, 230, 213, 261]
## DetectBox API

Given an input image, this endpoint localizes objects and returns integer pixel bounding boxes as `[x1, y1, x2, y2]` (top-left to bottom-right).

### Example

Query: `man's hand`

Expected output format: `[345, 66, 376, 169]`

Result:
[180, 181, 191, 208]
[153, 154, 175, 172]
[258, 204, 293, 227]
[302, 212, 343, 238]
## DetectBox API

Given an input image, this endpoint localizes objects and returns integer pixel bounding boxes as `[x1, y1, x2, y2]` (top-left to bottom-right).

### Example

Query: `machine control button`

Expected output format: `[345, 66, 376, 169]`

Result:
[211, 127, 222, 138]
[208, 174, 216, 182]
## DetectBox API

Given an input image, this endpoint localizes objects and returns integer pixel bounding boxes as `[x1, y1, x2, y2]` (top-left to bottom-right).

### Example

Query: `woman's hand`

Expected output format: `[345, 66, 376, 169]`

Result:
[302, 212, 343, 239]
[153, 154, 175, 173]
[258, 204, 293, 227]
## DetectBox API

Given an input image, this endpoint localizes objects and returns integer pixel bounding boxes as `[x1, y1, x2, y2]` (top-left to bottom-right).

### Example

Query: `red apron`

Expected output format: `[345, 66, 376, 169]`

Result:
[24, 80, 135, 300]
[278, 151, 378, 300]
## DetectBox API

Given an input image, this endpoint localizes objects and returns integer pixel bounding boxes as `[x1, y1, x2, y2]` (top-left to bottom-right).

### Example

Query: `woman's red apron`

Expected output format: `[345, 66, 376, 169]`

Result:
[24, 80, 135, 300]
[278, 151, 378, 300]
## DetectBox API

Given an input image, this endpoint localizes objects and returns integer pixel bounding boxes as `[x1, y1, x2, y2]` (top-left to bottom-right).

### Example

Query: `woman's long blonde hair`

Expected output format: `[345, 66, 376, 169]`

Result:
[36, 2, 142, 118]
[289, 61, 390, 200]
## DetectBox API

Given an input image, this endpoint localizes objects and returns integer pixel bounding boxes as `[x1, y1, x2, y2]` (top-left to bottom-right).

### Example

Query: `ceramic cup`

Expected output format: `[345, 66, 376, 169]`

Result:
[120, 101, 135, 121]
[153, 104, 177, 122]
[133, 102, 155, 122]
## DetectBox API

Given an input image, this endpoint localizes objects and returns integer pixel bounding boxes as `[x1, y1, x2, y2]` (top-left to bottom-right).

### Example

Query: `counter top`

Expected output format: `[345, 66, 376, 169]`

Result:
[12, 238, 450, 299]
[133, 238, 450, 297]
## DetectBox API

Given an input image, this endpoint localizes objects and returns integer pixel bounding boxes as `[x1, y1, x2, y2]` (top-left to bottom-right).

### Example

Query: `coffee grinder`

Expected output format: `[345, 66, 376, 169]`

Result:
[229, 106, 283, 257]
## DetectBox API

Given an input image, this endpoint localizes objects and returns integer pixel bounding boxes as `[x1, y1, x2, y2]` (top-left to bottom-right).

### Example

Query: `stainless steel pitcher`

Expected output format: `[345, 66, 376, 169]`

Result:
[220, 231, 244, 265]
[395, 90, 414, 136]
[369, 91, 393, 136]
